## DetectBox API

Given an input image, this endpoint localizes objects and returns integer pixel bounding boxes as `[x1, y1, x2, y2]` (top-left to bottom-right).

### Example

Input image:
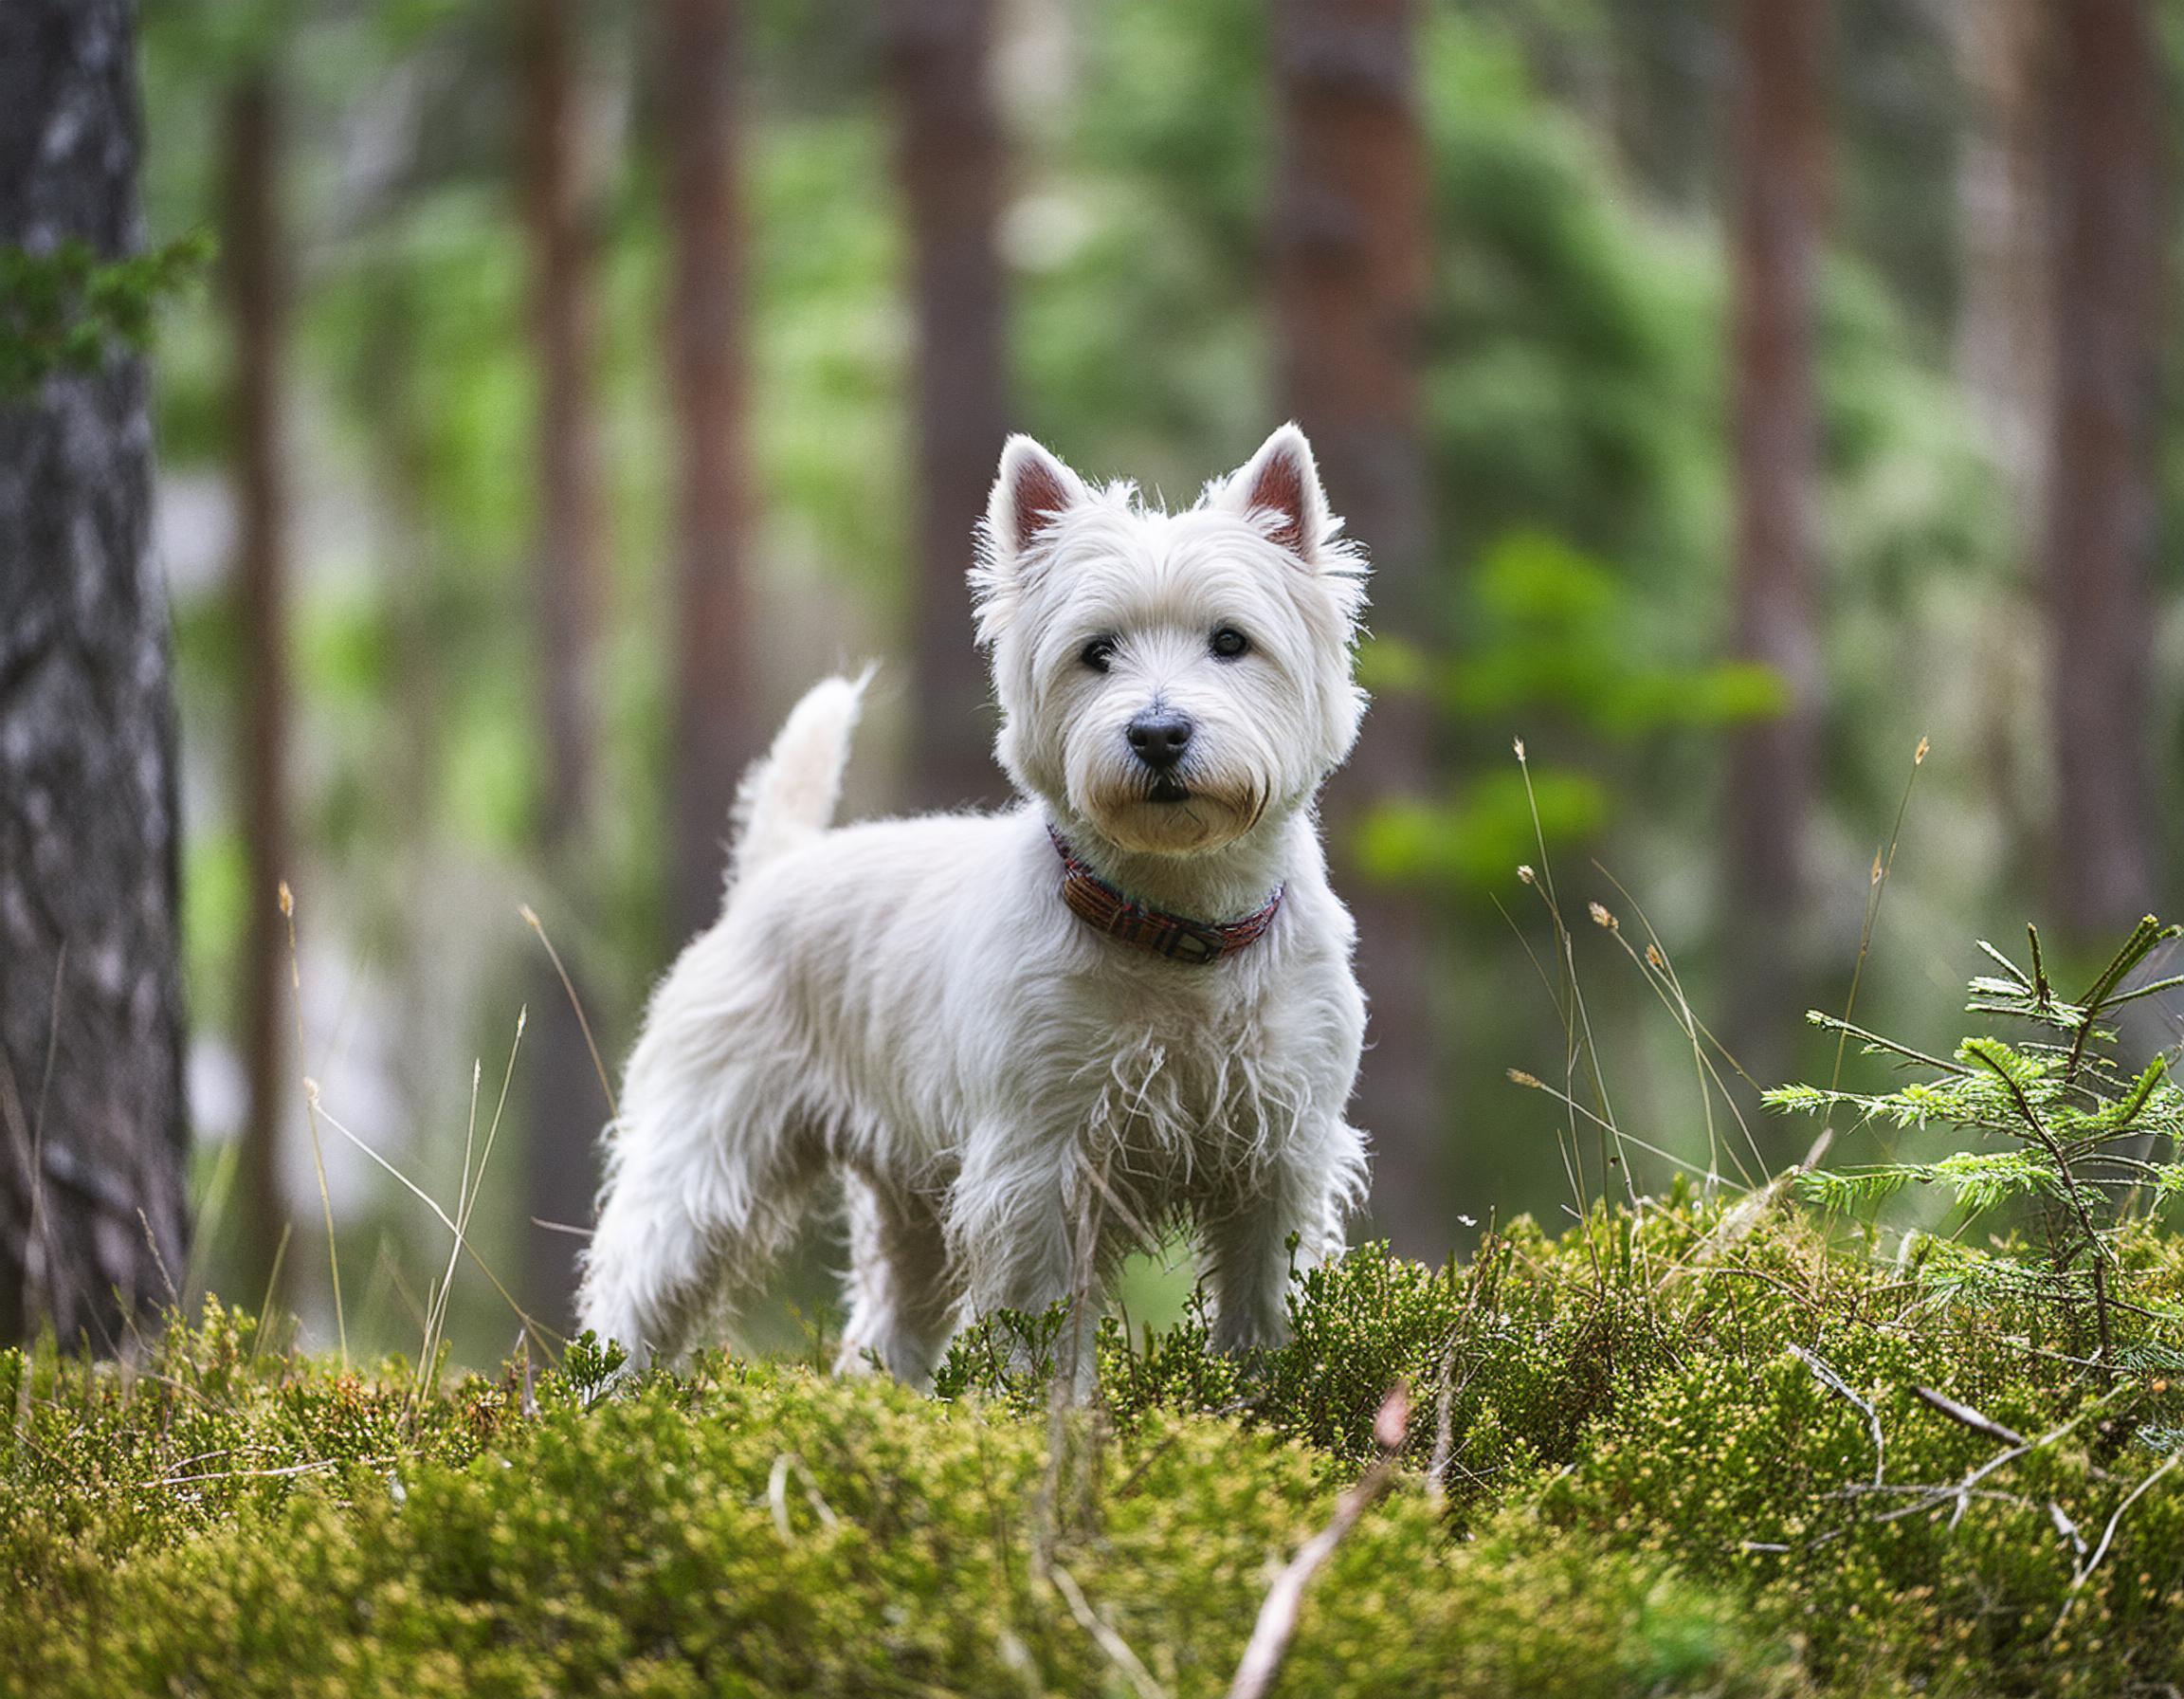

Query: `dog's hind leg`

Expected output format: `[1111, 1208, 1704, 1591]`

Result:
[576, 1050, 821, 1369]
[834, 1175, 956, 1386]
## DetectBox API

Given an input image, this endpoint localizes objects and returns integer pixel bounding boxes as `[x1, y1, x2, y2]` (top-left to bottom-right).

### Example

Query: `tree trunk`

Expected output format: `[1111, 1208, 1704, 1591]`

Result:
[663, 0, 757, 944]
[1952, 0, 2050, 901]
[1954, 0, 2052, 520]
[519, 0, 611, 1322]
[0, 0, 189, 1347]
[2044, 0, 2162, 942]
[1721, 0, 1828, 1076]
[888, 0, 1011, 812]
[1270, 0, 1440, 1256]
[223, 68, 292, 1308]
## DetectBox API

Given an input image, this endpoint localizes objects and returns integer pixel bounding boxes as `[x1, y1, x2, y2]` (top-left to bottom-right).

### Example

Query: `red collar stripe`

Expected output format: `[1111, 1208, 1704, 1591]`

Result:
[1048, 829, 1283, 965]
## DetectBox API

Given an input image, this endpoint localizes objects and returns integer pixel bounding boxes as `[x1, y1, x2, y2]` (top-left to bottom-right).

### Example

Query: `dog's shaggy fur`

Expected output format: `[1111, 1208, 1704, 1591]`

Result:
[576, 426, 1372, 1383]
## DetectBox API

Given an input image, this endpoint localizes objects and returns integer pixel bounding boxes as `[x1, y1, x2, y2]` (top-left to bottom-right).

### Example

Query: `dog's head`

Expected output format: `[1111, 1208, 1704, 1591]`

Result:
[972, 425, 1369, 857]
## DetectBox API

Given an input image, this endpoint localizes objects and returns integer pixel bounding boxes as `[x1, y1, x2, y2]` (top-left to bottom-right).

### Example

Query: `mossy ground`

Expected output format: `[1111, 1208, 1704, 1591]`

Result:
[9, 1188, 2184, 1696]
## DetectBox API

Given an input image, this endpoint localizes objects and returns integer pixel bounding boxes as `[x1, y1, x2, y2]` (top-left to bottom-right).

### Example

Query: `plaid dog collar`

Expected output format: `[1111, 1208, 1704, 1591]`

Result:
[1047, 828, 1283, 965]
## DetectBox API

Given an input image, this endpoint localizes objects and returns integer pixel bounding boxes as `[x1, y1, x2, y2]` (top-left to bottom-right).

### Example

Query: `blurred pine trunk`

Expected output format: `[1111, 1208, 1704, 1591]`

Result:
[664, 0, 758, 946]
[2043, 0, 2162, 941]
[1952, 0, 2050, 899]
[890, 0, 1011, 812]
[222, 67, 293, 1309]
[1721, 0, 1829, 1084]
[519, 0, 611, 1323]
[1270, 0, 1444, 1256]
[1954, 0, 2051, 520]
[0, 0, 190, 1349]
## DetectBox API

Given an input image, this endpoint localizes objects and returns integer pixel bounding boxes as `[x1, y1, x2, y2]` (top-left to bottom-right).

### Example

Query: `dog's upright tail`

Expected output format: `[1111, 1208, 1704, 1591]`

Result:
[728, 668, 871, 886]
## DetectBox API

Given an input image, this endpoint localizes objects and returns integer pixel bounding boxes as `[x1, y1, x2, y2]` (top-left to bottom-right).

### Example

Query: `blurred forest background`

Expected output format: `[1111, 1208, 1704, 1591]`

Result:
[4, 0, 2182, 1367]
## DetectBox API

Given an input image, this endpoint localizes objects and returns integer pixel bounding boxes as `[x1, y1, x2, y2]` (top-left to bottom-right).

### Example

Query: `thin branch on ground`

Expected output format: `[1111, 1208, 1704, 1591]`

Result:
[1227, 1384, 1410, 1699]
[1048, 1561, 1169, 1699]
[1912, 1385, 2026, 1448]
[1791, 1345, 1884, 1487]
[2055, 1451, 2183, 1636]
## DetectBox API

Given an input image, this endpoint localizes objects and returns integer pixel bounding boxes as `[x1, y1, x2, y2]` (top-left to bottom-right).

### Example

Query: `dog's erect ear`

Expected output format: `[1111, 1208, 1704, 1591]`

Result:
[1220, 423, 1332, 561]
[986, 435, 1087, 559]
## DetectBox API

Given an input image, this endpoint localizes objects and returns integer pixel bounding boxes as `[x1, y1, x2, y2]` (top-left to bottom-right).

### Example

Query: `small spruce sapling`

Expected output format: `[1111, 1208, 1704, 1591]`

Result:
[1770, 917, 2184, 1368]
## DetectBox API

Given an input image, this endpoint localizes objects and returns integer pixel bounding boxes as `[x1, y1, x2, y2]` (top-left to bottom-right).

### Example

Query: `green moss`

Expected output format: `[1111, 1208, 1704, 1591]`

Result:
[11, 1194, 2184, 1695]
[5, 1348, 1791, 1697]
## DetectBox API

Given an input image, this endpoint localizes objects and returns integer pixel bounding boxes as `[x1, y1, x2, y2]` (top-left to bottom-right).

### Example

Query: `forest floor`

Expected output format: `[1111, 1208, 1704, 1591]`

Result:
[9, 1188, 2184, 1697]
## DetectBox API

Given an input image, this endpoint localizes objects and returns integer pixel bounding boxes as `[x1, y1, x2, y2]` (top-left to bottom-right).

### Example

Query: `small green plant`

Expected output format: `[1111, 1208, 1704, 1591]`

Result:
[1771, 915, 2184, 1366]
[0, 233, 211, 396]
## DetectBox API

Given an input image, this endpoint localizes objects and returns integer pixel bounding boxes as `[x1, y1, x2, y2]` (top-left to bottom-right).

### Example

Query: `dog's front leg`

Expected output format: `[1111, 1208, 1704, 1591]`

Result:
[1201, 1124, 1364, 1354]
[1200, 1201, 1304, 1354]
[950, 1134, 1098, 1391]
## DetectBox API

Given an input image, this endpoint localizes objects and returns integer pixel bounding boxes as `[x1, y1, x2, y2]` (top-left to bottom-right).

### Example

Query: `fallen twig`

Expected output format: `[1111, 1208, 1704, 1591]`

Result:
[1048, 1561, 1168, 1699]
[766, 1452, 839, 1544]
[2056, 1451, 2183, 1635]
[1227, 1384, 1410, 1699]
[1912, 1385, 2027, 1448]
[1845, 1398, 2111, 1531]
[1791, 1345, 1884, 1487]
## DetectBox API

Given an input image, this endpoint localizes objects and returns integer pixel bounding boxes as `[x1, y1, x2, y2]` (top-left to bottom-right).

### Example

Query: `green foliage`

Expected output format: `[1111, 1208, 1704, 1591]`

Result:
[1357, 531, 1789, 890]
[1772, 918, 2184, 1361]
[1446, 531, 1791, 737]
[0, 235, 210, 396]
[1356, 765, 1610, 888]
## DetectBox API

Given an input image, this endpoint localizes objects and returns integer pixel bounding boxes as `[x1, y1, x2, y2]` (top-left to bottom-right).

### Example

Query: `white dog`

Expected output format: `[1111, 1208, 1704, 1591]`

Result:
[576, 424, 1372, 1385]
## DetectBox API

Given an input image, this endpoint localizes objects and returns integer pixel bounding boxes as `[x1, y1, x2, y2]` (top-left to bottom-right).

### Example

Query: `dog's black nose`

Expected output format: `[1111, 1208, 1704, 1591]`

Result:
[1125, 709, 1193, 773]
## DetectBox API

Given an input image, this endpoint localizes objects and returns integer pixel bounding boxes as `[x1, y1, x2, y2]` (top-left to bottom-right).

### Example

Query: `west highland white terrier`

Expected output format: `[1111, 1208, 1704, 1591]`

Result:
[576, 424, 1373, 1384]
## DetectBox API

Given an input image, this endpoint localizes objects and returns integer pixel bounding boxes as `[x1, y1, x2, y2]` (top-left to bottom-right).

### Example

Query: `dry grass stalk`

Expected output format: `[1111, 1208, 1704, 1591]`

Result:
[1805, 735, 1928, 1171]
[520, 902, 618, 1119]
[282, 881, 346, 1366]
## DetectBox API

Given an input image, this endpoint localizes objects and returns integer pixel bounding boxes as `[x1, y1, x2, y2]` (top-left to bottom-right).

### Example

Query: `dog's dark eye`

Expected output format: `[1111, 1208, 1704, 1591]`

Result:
[1080, 636, 1118, 673]
[1210, 627, 1249, 661]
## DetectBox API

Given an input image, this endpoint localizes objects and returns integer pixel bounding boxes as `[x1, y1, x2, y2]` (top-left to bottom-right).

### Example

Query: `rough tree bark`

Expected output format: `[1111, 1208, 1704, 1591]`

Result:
[0, 0, 189, 1346]
[2043, 0, 2162, 941]
[519, 0, 611, 1320]
[888, 0, 1011, 811]
[1270, 0, 1441, 1256]
[663, 0, 758, 945]
[223, 68, 292, 1307]
[1721, 0, 1829, 1072]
